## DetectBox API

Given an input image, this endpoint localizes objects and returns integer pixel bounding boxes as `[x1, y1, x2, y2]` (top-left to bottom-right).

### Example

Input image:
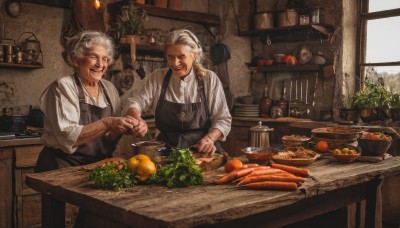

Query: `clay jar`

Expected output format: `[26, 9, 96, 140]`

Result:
[259, 97, 273, 117]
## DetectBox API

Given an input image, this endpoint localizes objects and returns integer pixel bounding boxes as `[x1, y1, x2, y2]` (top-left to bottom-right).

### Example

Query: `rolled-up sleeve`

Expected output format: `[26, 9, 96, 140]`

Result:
[40, 77, 83, 154]
[206, 71, 232, 141]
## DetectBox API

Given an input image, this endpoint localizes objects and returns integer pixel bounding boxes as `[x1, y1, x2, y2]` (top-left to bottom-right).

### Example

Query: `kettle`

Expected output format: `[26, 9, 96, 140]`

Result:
[248, 121, 274, 148]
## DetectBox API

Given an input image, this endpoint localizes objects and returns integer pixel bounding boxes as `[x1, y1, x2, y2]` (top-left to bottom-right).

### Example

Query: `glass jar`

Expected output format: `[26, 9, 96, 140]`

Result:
[311, 8, 320, 24]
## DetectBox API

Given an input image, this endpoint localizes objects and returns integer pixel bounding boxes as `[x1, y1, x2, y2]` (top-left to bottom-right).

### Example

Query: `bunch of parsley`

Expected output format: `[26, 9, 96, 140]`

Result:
[88, 163, 137, 191]
[150, 147, 204, 187]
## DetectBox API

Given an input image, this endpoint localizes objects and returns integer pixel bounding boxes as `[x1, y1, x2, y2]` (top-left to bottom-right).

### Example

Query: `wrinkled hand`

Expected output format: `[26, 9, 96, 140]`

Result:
[195, 137, 216, 156]
[128, 117, 148, 137]
[108, 116, 137, 134]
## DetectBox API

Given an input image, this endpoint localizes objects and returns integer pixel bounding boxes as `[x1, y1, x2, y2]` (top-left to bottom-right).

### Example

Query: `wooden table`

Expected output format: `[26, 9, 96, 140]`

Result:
[26, 156, 400, 228]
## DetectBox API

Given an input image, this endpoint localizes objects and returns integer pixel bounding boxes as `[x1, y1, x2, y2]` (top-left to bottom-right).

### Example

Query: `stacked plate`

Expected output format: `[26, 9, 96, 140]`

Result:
[233, 104, 260, 117]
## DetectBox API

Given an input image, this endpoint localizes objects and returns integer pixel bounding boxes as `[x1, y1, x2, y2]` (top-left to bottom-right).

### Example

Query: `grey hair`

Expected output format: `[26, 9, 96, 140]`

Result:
[62, 30, 115, 67]
[164, 29, 206, 77]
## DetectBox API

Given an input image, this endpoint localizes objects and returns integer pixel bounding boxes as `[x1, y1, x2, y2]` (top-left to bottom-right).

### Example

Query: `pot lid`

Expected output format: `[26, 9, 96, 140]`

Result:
[250, 121, 274, 132]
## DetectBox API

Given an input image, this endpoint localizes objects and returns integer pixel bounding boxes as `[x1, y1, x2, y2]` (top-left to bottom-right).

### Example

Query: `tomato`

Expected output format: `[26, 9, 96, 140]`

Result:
[283, 54, 297, 65]
[224, 159, 243, 173]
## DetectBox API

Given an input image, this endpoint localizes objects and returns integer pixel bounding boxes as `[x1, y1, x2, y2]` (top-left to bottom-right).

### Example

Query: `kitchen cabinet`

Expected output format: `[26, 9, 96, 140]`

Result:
[0, 139, 76, 228]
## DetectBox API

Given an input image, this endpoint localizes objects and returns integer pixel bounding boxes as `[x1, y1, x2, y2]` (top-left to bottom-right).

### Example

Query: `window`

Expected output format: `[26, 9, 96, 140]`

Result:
[358, 0, 400, 93]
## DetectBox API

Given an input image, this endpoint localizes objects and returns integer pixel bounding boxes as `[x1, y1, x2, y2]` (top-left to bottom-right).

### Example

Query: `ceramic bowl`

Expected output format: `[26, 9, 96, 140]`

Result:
[332, 153, 361, 163]
[241, 147, 277, 165]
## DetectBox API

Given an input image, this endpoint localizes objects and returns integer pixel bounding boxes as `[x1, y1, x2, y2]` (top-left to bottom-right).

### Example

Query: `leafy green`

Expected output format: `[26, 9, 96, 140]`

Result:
[88, 163, 137, 191]
[150, 148, 204, 188]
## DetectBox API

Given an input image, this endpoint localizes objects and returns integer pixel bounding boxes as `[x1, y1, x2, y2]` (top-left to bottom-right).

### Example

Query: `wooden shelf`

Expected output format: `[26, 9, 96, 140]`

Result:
[107, 1, 220, 27]
[240, 24, 334, 43]
[0, 63, 43, 69]
[249, 64, 324, 73]
[119, 43, 165, 57]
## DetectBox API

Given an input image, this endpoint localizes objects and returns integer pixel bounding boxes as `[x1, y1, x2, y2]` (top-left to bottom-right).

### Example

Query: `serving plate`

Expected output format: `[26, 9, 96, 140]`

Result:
[272, 148, 320, 166]
[273, 153, 320, 166]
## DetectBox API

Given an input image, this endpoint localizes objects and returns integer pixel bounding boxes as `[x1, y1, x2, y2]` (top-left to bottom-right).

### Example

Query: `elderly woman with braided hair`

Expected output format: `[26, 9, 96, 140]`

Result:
[125, 29, 231, 155]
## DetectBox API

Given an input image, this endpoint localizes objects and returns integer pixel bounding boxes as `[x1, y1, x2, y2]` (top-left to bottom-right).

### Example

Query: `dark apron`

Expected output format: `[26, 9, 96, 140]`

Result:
[34, 74, 117, 173]
[155, 70, 222, 153]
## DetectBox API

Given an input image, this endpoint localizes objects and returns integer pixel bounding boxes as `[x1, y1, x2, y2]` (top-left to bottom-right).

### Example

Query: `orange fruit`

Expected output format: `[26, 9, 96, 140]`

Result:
[127, 154, 151, 173]
[315, 140, 329, 153]
[136, 159, 156, 181]
[224, 159, 243, 173]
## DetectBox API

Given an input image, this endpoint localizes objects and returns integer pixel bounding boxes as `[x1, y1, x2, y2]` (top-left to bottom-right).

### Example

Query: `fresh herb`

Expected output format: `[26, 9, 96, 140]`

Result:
[88, 163, 137, 191]
[150, 147, 204, 188]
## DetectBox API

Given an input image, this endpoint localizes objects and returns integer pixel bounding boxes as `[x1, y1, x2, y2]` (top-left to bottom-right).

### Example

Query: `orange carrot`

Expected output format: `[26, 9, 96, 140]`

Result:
[214, 167, 254, 184]
[271, 163, 310, 177]
[244, 181, 298, 191]
[240, 163, 260, 169]
[246, 168, 288, 177]
[237, 175, 305, 186]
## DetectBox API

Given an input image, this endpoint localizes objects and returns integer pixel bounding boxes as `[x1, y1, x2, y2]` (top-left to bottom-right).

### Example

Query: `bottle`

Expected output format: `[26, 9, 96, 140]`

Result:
[278, 82, 289, 117]
[259, 85, 272, 118]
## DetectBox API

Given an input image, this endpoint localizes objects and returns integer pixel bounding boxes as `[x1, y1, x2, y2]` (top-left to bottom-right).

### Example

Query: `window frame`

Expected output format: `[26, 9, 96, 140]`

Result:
[356, 0, 400, 90]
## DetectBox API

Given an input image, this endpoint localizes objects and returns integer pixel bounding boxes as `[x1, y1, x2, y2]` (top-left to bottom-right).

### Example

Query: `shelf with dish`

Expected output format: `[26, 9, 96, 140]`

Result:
[0, 62, 43, 69]
[247, 64, 325, 74]
[107, 1, 220, 27]
[118, 43, 165, 58]
[240, 24, 334, 43]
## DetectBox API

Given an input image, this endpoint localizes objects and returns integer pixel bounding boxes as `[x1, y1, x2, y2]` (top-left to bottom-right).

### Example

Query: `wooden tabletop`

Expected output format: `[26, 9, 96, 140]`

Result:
[26, 156, 400, 227]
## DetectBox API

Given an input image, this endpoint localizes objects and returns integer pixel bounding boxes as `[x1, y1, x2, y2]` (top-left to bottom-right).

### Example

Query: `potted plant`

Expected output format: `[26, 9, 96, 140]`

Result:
[353, 80, 392, 122]
[108, 4, 147, 42]
[390, 92, 400, 121]
[339, 95, 359, 123]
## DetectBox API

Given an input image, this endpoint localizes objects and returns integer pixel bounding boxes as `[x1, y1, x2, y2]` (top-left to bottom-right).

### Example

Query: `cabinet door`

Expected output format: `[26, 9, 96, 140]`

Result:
[0, 148, 13, 228]
[222, 126, 248, 157]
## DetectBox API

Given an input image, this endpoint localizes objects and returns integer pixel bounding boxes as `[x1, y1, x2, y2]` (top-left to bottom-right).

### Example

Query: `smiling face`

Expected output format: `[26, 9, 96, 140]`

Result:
[75, 45, 110, 84]
[166, 44, 197, 78]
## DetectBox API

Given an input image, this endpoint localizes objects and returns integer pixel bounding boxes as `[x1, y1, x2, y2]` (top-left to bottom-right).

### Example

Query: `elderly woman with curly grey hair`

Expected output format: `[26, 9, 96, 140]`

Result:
[125, 29, 232, 155]
[35, 30, 139, 173]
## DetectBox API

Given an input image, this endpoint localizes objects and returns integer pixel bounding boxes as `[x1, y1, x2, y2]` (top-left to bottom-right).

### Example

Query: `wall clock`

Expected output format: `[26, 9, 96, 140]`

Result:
[6, 1, 22, 17]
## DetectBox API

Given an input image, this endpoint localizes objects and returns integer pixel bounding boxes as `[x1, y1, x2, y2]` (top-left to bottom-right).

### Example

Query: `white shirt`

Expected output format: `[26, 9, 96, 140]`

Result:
[40, 75, 121, 154]
[125, 68, 232, 140]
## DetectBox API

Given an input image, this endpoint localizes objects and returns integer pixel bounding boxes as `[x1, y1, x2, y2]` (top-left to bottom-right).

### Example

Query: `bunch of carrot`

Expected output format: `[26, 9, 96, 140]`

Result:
[214, 163, 310, 191]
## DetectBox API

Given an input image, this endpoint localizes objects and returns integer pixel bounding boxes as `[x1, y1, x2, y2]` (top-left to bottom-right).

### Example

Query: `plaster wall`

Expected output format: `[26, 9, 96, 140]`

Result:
[0, 0, 353, 122]
[0, 1, 71, 115]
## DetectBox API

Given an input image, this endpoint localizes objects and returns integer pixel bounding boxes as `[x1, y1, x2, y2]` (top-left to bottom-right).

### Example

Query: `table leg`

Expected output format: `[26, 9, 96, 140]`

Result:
[41, 193, 65, 228]
[365, 179, 383, 228]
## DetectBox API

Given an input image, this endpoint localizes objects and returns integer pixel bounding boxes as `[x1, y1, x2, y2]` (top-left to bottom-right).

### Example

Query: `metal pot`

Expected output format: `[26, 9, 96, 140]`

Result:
[254, 12, 274, 30]
[248, 121, 274, 148]
[131, 141, 166, 163]
[278, 9, 298, 27]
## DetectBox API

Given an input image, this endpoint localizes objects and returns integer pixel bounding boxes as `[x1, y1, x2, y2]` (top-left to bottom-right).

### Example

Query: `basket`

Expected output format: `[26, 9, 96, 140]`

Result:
[358, 138, 392, 156]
